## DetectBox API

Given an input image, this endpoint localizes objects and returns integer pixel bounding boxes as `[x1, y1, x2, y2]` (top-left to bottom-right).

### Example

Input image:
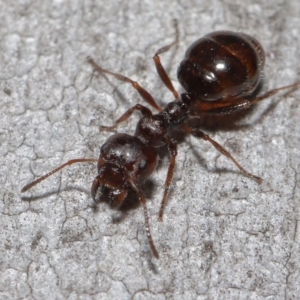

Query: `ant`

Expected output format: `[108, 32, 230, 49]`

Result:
[22, 22, 299, 259]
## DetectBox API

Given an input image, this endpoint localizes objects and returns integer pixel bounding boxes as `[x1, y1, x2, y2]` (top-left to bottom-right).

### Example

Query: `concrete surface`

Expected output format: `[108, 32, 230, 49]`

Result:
[1, 0, 300, 299]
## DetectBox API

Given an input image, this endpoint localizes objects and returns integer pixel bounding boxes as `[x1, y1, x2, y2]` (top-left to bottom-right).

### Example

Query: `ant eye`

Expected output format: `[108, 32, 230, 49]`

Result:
[139, 159, 147, 170]
[94, 184, 105, 203]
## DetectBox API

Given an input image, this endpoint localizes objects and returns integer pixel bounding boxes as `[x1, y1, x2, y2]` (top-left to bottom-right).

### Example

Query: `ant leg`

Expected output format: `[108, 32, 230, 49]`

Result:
[87, 57, 162, 111]
[252, 82, 300, 104]
[21, 158, 103, 193]
[101, 104, 152, 131]
[129, 179, 159, 259]
[186, 127, 263, 183]
[158, 137, 177, 221]
[197, 82, 300, 115]
[153, 20, 179, 99]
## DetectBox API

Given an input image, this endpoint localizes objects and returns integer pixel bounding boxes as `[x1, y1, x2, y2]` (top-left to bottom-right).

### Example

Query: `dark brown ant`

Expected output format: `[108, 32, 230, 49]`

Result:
[21, 23, 299, 259]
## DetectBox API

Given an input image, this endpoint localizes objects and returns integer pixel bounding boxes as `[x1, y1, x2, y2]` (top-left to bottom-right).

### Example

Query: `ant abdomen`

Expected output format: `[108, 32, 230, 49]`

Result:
[177, 31, 265, 102]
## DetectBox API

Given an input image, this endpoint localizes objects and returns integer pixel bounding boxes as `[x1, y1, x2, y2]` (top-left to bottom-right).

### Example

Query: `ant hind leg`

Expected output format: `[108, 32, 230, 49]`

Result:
[185, 126, 263, 184]
[153, 20, 180, 99]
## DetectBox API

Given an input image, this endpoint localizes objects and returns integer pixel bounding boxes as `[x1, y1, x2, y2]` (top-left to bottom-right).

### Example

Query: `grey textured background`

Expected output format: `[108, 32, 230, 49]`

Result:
[1, 0, 300, 299]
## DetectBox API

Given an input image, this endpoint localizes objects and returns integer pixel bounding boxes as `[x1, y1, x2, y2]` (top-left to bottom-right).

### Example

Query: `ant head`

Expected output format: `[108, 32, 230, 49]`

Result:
[91, 162, 128, 208]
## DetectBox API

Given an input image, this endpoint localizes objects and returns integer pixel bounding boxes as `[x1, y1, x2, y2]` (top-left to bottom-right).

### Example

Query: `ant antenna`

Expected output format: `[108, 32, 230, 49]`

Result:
[21, 158, 101, 193]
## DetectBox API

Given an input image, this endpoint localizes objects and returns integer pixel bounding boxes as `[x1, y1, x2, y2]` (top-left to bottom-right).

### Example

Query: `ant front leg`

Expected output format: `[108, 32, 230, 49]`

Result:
[101, 104, 153, 131]
[153, 20, 179, 100]
[185, 126, 263, 184]
[158, 137, 177, 221]
[128, 179, 159, 258]
[87, 57, 162, 111]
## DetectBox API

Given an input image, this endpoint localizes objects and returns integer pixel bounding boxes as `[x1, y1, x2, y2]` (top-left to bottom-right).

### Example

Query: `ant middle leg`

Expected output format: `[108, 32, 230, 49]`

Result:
[158, 137, 177, 221]
[101, 104, 153, 131]
[87, 56, 162, 111]
[185, 126, 263, 184]
[153, 20, 179, 99]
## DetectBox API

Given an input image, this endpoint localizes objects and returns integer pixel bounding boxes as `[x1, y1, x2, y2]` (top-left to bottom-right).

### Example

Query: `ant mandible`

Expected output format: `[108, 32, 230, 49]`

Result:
[22, 22, 300, 259]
